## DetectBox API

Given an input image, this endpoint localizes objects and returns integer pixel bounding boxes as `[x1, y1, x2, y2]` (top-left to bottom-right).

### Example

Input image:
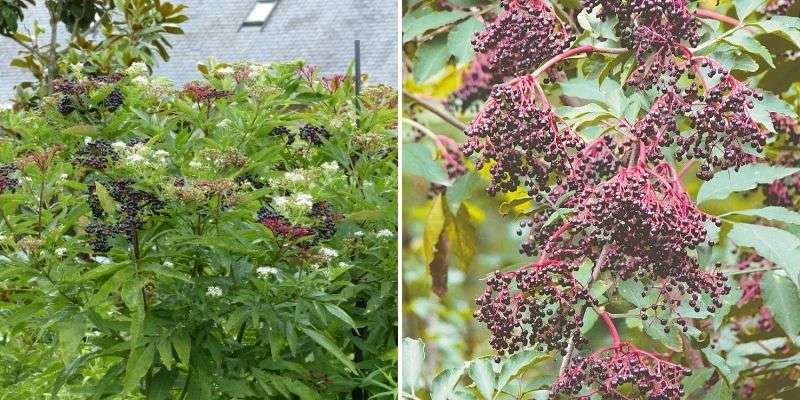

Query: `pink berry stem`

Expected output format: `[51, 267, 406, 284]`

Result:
[600, 310, 621, 346]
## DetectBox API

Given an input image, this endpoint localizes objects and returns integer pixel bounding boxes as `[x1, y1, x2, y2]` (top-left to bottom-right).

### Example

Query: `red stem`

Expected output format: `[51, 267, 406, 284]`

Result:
[531, 45, 627, 78]
[696, 8, 742, 27]
[600, 311, 621, 346]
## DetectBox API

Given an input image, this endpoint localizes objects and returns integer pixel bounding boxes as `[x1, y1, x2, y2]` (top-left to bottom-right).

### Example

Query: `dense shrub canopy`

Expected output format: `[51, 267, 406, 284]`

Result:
[0, 60, 397, 399]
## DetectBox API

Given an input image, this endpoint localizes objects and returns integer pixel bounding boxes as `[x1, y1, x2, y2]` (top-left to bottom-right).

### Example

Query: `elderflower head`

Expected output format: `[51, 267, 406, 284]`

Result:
[376, 229, 394, 238]
[163, 261, 174, 268]
[321, 161, 339, 174]
[256, 266, 279, 278]
[294, 193, 313, 209]
[125, 62, 149, 78]
[318, 247, 339, 262]
[54, 247, 68, 257]
[206, 286, 223, 297]
[284, 171, 305, 183]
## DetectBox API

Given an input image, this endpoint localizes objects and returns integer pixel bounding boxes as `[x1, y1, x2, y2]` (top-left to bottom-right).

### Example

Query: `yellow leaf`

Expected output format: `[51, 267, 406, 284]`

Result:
[423, 194, 448, 264]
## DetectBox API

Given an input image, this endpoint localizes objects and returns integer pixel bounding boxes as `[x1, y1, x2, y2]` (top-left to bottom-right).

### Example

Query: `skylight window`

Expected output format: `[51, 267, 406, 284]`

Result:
[241, 0, 278, 29]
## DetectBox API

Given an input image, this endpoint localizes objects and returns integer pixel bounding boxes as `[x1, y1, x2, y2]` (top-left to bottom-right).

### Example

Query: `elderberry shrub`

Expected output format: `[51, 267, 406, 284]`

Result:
[551, 344, 691, 400]
[474, 259, 594, 357]
[462, 77, 584, 196]
[0, 61, 397, 397]
[299, 124, 331, 145]
[473, 0, 573, 76]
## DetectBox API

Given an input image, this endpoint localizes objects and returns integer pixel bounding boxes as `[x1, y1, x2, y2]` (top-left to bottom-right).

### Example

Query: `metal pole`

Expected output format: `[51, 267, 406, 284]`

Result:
[354, 39, 362, 127]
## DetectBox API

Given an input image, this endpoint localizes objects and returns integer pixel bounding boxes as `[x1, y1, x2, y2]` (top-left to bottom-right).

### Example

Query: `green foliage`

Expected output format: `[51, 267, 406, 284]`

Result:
[0, 60, 398, 398]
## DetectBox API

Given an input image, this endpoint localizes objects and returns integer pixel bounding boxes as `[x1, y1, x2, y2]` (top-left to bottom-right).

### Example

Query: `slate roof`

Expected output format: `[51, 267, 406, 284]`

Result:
[0, 0, 397, 102]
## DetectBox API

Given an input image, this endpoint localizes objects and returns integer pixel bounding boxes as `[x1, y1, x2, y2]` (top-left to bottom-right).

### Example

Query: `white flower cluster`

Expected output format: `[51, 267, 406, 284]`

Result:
[318, 247, 339, 262]
[376, 229, 394, 238]
[256, 266, 279, 278]
[125, 62, 149, 78]
[272, 192, 315, 223]
[114, 142, 170, 169]
[55, 247, 68, 257]
[206, 286, 223, 297]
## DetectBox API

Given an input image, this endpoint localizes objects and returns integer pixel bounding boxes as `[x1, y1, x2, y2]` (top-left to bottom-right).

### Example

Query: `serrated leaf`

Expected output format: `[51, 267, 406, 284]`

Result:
[696, 164, 799, 204]
[723, 206, 800, 225]
[724, 29, 774, 67]
[753, 16, 800, 48]
[403, 142, 450, 185]
[94, 182, 116, 215]
[761, 271, 800, 344]
[413, 35, 451, 84]
[705, 379, 733, 400]
[431, 366, 466, 400]
[403, 11, 468, 42]
[682, 367, 714, 397]
[733, 0, 767, 19]
[171, 330, 191, 366]
[324, 303, 358, 330]
[751, 91, 798, 132]
[468, 358, 496, 400]
[497, 349, 547, 392]
[728, 223, 800, 286]
[124, 344, 155, 393]
[300, 327, 357, 373]
[702, 347, 736, 383]
[448, 18, 483, 64]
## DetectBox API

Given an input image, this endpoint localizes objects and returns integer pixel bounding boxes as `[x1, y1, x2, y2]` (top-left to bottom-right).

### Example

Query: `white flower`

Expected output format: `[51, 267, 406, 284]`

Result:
[55, 247, 68, 257]
[216, 67, 234, 76]
[23, 176, 32, 182]
[353, 231, 365, 237]
[256, 266, 279, 278]
[189, 160, 202, 169]
[321, 161, 339, 173]
[273, 196, 289, 207]
[84, 137, 93, 144]
[154, 150, 169, 158]
[206, 286, 223, 297]
[0, 234, 6, 241]
[376, 229, 394, 238]
[338, 261, 351, 268]
[132, 76, 149, 85]
[92, 256, 112, 264]
[125, 62, 149, 77]
[111, 141, 127, 150]
[217, 119, 232, 129]
[127, 154, 145, 163]
[309, 263, 320, 269]
[59, 173, 69, 180]
[318, 247, 339, 261]
[163, 261, 174, 268]
[294, 193, 313, 209]
[284, 171, 305, 182]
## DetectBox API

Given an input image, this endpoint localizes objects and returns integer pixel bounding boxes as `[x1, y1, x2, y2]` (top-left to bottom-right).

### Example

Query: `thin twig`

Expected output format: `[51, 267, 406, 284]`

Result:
[403, 91, 467, 131]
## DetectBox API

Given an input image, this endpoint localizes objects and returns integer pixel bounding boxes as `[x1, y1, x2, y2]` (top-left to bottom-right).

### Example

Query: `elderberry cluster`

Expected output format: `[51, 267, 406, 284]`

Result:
[257, 207, 314, 239]
[72, 139, 119, 170]
[472, 0, 573, 76]
[766, 0, 796, 14]
[54, 76, 126, 115]
[683, 70, 768, 179]
[474, 259, 594, 358]
[270, 126, 295, 145]
[183, 82, 231, 102]
[763, 153, 800, 206]
[447, 53, 501, 110]
[299, 124, 331, 145]
[551, 344, 690, 400]
[85, 180, 163, 252]
[309, 201, 338, 242]
[462, 78, 584, 196]
[583, 0, 700, 89]
[0, 164, 19, 192]
[103, 88, 125, 112]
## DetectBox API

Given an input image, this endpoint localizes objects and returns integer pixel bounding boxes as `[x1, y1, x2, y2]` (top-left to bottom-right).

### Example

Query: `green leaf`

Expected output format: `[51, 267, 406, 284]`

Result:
[431, 365, 466, 400]
[403, 11, 468, 42]
[58, 319, 87, 364]
[702, 347, 736, 383]
[403, 142, 450, 185]
[157, 337, 174, 370]
[753, 16, 800, 48]
[709, 43, 759, 72]
[496, 349, 547, 393]
[413, 35, 451, 84]
[467, 358, 496, 400]
[751, 91, 798, 132]
[705, 379, 734, 400]
[94, 182, 117, 215]
[723, 206, 800, 225]
[724, 29, 774, 67]
[300, 327, 358, 373]
[728, 223, 800, 286]
[171, 330, 191, 366]
[733, 0, 767, 19]
[124, 344, 155, 393]
[323, 303, 358, 330]
[761, 271, 800, 344]
[447, 17, 483, 64]
[423, 195, 448, 265]
[696, 164, 799, 204]
[402, 338, 426, 395]
[682, 367, 714, 397]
